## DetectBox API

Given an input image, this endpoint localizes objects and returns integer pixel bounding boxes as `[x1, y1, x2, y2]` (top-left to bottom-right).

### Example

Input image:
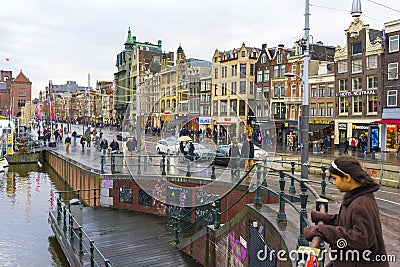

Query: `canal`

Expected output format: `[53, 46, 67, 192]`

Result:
[0, 163, 69, 267]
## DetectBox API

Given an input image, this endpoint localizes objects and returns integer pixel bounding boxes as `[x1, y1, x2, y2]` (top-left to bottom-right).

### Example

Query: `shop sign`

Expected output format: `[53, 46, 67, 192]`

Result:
[352, 124, 369, 130]
[336, 90, 376, 97]
[199, 117, 211, 124]
[309, 120, 334, 124]
[217, 117, 239, 123]
[338, 123, 347, 130]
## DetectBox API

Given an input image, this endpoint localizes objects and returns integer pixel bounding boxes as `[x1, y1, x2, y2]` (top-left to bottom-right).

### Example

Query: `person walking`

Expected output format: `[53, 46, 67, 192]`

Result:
[80, 135, 85, 150]
[86, 134, 91, 148]
[188, 141, 195, 161]
[100, 137, 108, 156]
[110, 139, 120, 152]
[343, 138, 349, 155]
[126, 138, 135, 156]
[179, 141, 185, 162]
[229, 140, 241, 180]
[65, 134, 71, 152]
[304, 156, 388, 267]
[241, 135, 255, 172]
[72, 130, 77, 144]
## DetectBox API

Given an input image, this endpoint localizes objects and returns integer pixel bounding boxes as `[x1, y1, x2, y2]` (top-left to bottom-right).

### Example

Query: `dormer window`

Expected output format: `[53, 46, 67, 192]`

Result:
[277, 54, 282, 64]
[242, 51, 245, 57]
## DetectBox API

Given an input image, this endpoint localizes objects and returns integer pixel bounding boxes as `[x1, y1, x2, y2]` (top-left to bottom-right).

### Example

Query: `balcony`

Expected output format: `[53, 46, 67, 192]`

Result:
[283, 96, 302, 104]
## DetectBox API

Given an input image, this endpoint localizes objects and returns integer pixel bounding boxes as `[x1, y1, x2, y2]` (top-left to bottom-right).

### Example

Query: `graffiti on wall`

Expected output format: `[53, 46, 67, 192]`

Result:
[228, 231, 247, 263]
[365, 168, 378, 180]
[152, 180, 166, 215]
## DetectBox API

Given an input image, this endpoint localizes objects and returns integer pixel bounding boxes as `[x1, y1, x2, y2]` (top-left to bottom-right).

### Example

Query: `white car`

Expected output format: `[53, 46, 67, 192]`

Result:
[237, 143, 268, 159]
[156, 139, 178, 155]
[116, 131, 131, 141]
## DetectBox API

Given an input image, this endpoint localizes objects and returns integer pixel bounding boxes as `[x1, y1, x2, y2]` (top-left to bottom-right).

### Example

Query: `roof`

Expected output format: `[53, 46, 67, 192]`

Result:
[14, 71, 30, 83]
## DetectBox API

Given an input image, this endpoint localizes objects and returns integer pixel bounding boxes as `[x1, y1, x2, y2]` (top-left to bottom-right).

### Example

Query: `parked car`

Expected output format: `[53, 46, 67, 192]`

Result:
[191, 143, 215, 161]
[213, 143, 268, 166]
[156, 139, 178, 155]
[116, 132, 131, 141]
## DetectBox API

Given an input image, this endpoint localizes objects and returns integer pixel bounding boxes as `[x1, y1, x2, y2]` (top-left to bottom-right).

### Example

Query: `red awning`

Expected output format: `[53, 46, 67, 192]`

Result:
[375, 119, 400, 125]
[215, 121, 236, 125]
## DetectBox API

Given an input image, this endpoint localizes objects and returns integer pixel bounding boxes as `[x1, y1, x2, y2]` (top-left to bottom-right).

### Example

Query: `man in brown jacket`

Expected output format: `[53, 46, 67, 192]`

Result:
[304, 156, 389, 267]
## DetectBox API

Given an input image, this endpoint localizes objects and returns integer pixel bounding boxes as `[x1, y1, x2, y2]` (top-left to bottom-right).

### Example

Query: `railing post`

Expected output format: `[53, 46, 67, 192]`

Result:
[111, 153, 115, 173]
[211, 160, 216, 180]
[236, 157, 241, 182]
[69, 213, 74, 241]
[298, 179, 309, 247]
[174, 217, 180, 244]
[90, 240, 95, 267]
[262, 158, 267, 186]
[214, 199, 221, 229]
[101, 155, 104, 174]
[277, 170, 287, 223]
[186, 161, 191, 177]
[167, 154, 171, 171]
[105, 259, 111, 267]
[63, 205, 67, 231]
[78, 226, 84, 255]
[289, 162, 296, 193]
[161, 155, 166, 176]
[254, 163, 262, 207]
[137, 154, 141, 175]
[93, 188, 97, 208]
[57, 192, 62, 220]
[77, 189, 81, 199]
[321, 166, 327, 197]
[316, 198, 329, 266]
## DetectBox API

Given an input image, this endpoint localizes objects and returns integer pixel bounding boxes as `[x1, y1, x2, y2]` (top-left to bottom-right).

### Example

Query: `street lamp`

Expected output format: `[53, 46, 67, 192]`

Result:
[284, 0, 310, 180]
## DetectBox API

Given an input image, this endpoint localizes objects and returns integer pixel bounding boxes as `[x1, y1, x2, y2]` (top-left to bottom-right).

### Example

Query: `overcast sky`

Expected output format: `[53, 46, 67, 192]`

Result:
[1, 0, 399, 98]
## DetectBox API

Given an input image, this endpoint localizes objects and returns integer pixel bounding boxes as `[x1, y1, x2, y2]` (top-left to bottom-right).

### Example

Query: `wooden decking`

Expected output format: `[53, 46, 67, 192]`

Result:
[57, 207, 201, 267]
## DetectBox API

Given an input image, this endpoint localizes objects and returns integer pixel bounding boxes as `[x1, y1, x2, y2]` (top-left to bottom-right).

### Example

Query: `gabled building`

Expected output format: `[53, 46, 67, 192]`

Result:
[381, 19, 400, 151]
[333, 1, 384, 149]
[211, 42, 260, 144]
[10, 70, 32, 117]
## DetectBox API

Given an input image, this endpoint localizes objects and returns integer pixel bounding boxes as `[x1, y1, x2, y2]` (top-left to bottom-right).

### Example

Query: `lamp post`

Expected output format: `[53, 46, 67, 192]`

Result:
[284, 0, 310, 180]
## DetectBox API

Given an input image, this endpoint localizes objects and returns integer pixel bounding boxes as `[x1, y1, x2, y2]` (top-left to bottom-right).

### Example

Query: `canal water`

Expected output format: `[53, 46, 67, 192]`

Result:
[0, 164, 69, 267]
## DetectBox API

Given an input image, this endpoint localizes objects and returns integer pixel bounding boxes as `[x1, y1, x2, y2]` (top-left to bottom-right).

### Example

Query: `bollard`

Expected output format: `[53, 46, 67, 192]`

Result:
[289, 162, 296, 193]
[101, 155, 105, 174]
[174, 218, 179, 244]
[262, 158, 267, 187]
[254, 164, 262, 207]
[93, 188, 97, 208]
[214, 199, 221, 229]
[78, 226, 84, 255]
[111, 153, 115, 173]
[211, 160, 216, 179]
[137, 154, 141, 175]
[161, 155, 166, 176]
[90, 240, 95, 266]
[297, 180, 309, 247]
[321, 166, 327, 196]
[186, 161, 191, 177]
[236, 157, 241, 182]
[277, 170, 287, 223]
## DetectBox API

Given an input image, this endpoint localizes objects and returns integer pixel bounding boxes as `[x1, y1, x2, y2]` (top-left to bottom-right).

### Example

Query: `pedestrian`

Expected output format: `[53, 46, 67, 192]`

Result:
[350, 137, 357, 151]
[86, 134, 91, 148]
[80, 135, 85, 150]
[188, 141, 195, 161]
[304, 156, 388, 267]
[99, 137, 108, 156]
[72, 130, 77, 144]
[241, 135, 255, 172]
[132, 137, 137, 152]
[343, 138, 349, 155]
[229, 140, 241, 179]
[126, 138, 135, 155]
[179, 141, 185, 162]
[65, 134, 71, 151]
[110, 138, 120, 152]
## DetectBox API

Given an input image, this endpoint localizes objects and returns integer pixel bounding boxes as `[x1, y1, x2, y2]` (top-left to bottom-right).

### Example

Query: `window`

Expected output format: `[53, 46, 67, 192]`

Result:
[338, 79, 348, 91]
[352, 77, 362, 90]
[327, 103, 333, 117]
[250, 64, 254, 76]
[280, 65, 285, 78]
[230, 100, 237, 115]
[280, 83, 285, 97]
[291, 84, 296, 97]
[231, 82, 237, 94]
[264, 69, 270, 82]
[367, 76, 378, 89]
[257, 70, 262, 82]
[214, 68, 218, 79]
[240, 81, 246, 94]
[256, 88, 263, 100]
[239, 100, 246, 116]
[273, 83, 278, 98]
[261, 55, 266, 63]
[338, 60, 348, 73]
[310, 104, 316, 116]
[352, 42, 362, 55]
[231, 65, 237, 76]
[389, 35, 399, 53]
[274, 66, 279, 78]
[318, 103, 325, 116]
[213, 101, 218, 115]
[222, 66, 227, 78]
[388, 62, 398, 80]
[353, 96, 362, 114]
[367, 95, 378, 113]
[272, 102, 286, 119]
[339, 97, 349, 114]
[310, 85, 317, 98]
[327, 84, 334, 97]
[387, 90, 397, 106]
[242, 51, 246, 57]
[214, 85, 218, 96]
[277, 54, 282, 64]
[292, 65, 297, 75]
[220, 101, 227, 114]
[318, 85, 325, 97]
[18, 91, 27, 97]
[367, 55, 377, 69]
[352, 59, 362, 73]
[240, 64, 246, 78]
[222, 83, 227, 95]
[250, 82, 254, 95]
[18, 99, 26, 108]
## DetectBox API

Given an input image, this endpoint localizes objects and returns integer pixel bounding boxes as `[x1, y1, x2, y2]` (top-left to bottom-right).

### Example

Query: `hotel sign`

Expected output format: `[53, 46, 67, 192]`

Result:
[336, 90, 376, 97]
[309, 120, 334, 124]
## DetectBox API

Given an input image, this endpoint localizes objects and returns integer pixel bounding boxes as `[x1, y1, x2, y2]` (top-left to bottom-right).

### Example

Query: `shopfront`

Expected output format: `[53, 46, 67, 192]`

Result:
[199, 116, 211, 137]
[351, 123, 370, 139]
[338, 123, 347, 148]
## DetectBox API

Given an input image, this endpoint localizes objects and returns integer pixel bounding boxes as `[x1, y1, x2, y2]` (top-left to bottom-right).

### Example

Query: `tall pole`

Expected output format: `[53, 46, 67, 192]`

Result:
[136, 49, 141, 153]
[88, 73, 91, 127]
[301, 0, 310, 179]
